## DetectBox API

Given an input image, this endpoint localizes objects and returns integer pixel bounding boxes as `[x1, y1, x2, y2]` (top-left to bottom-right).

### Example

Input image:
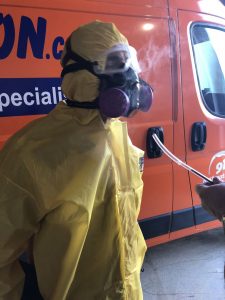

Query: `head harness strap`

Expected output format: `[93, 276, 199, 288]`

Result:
[61, 37, 97, 77]
[66, 99, 99, 109]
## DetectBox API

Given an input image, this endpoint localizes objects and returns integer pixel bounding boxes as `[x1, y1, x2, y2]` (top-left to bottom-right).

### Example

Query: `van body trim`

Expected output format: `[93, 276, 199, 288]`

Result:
[139, 206, 216, 239]
[193, 205, 216, 225]
[139, 212, 171, 239]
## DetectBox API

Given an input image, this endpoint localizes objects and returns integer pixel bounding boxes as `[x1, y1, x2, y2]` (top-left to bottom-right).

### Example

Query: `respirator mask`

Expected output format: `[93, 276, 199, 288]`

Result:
[61, 40, 153, 118]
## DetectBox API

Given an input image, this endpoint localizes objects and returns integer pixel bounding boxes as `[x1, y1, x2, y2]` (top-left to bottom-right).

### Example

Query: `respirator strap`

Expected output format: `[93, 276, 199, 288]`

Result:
[61, 37, 97, 77]
[66, 99, 99, 109]
[61, 63, 93, 77]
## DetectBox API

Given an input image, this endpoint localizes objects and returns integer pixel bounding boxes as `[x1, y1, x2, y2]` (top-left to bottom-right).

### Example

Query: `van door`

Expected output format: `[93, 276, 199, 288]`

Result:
[178, 10, 225, 228]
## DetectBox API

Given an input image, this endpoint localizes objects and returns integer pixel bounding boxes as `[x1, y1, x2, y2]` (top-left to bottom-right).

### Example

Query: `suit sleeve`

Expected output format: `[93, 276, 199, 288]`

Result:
[0, 174, 40, 300]
[32, 201, 89, 299]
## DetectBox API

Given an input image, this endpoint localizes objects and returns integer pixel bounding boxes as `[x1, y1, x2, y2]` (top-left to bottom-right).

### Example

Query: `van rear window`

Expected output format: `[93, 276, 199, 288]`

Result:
[191, 24, 225, 117]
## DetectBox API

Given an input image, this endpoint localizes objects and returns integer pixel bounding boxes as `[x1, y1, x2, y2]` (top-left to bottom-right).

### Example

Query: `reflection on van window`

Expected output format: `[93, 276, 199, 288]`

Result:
[191, 25, 225, 117]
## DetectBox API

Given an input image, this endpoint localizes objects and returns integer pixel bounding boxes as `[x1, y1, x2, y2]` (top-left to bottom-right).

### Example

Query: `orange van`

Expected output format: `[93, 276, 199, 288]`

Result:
[1, 0, 225, 247]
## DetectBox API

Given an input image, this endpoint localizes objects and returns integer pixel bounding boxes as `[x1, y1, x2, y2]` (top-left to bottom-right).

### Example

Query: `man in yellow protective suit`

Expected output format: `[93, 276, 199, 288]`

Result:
[0, 21, 153, 299]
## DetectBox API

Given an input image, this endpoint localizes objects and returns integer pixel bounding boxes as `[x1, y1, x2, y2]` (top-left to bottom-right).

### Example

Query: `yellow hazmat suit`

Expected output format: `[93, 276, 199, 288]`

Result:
[0, 21, 147, 299]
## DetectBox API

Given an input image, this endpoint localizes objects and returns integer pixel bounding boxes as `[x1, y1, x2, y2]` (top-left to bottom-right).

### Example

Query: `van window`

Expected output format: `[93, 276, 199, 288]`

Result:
[191, 24, 225, 117]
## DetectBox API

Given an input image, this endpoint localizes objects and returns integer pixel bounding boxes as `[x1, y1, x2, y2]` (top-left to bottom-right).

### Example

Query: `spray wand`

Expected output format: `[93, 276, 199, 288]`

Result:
[152, 133, 225, 225]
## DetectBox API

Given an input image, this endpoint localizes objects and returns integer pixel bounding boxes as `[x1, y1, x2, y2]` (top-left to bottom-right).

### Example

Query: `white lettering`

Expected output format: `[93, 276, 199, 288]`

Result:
[52, 87, 57, 104]
[24, 92, 35, 105]
[41, 91, 52, 105]
[0, 93, 10, 112]
[216, 159, 225, 174]
[11, 92, 22, 107]
[0, 86, 62, 114]
[57, 87, 64, 101]
[35, 87, 40, 105]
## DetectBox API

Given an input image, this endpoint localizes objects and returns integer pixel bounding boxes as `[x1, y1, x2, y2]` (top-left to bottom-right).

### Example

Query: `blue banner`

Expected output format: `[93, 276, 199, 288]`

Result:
[0, 78, 63, 117]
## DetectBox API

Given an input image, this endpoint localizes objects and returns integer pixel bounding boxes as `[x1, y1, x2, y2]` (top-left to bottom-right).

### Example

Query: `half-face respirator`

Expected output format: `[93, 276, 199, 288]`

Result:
[61, 39, 153, 118]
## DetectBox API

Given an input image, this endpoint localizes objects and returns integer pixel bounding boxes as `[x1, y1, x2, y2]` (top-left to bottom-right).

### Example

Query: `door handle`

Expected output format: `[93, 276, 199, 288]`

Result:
[191, 122, 207, 151]
[146, 127, 164, 158]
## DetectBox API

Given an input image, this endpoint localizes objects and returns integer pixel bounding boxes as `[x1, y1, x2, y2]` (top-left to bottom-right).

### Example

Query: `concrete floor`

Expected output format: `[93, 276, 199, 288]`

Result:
[141, 228, 225, 300]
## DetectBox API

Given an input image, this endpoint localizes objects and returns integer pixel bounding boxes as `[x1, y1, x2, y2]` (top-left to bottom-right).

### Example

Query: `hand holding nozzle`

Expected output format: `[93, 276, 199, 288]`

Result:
[196, 177, 225, 224]
[152, 134, 225, 224]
